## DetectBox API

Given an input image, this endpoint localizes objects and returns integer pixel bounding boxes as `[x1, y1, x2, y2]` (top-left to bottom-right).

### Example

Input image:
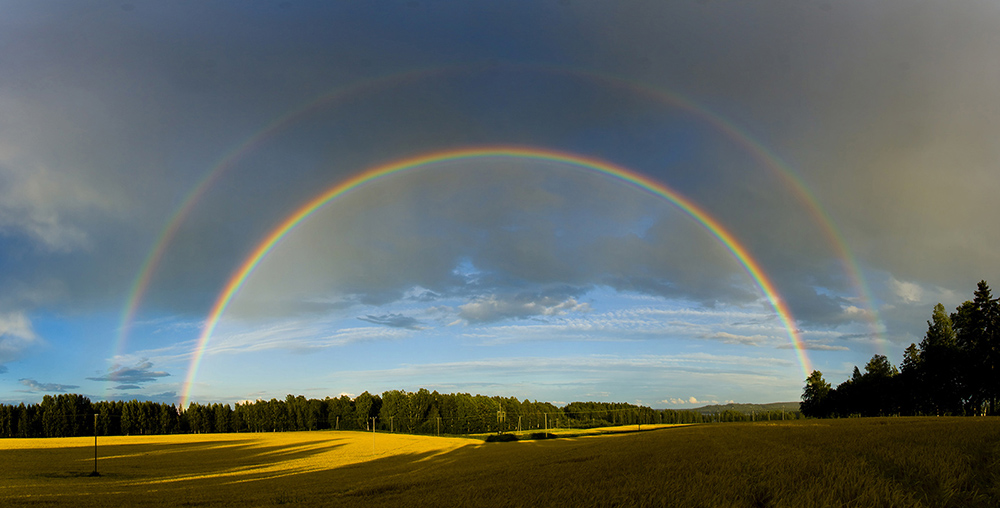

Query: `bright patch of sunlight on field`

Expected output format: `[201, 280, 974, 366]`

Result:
[0, 430, 473, 504]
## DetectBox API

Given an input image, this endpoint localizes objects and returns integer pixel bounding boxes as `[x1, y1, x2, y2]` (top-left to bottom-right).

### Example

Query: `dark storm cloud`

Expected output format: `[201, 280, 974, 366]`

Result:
[358, 314, 426, 330]
[87, 361, 170, 385]
[561, 0, 1000, 335]
[0, 2, 486, 316]
[1, 1, 809, 320]
[2, 0, 998, 382]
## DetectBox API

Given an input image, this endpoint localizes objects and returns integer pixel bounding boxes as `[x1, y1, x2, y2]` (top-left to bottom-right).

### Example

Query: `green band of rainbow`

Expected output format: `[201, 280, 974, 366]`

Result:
[178, 146, 810, 409]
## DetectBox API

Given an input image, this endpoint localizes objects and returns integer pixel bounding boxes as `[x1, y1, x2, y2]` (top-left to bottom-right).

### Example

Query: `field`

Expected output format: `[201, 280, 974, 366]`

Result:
[2, 418, 998, 507]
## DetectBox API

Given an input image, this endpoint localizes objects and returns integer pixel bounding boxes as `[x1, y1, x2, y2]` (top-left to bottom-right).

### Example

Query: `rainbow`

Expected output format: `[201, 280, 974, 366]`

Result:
[573, 71, 888, 351]
[117, 66, 884, 371]
[178, 146, 811, 409]
[112, 68, 447, 374]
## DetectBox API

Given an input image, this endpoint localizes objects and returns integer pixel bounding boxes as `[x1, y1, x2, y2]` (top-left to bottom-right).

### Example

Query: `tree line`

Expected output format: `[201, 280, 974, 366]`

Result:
[1, 388, 801, 439]
[802, 280, 1000, 418]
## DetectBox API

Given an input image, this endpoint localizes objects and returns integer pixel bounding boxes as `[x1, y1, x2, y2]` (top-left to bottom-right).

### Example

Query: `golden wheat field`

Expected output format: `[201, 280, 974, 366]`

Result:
[1, 418, 998, 507]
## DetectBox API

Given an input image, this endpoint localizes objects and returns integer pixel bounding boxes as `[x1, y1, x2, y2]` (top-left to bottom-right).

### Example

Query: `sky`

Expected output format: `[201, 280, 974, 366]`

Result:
[2, 0, 999, 409]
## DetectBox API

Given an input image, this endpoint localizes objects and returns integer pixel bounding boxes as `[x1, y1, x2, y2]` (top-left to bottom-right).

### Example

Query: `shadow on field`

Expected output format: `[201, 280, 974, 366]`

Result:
[30, 437, 348, 482]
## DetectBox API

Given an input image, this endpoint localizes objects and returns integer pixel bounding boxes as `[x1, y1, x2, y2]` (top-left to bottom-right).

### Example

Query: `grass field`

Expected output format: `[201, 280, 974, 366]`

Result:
[1, 418, 998, 507]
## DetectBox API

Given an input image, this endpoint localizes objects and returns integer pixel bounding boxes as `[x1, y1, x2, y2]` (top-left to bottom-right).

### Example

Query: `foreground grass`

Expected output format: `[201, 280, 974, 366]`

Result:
[1, 417, 998, 507]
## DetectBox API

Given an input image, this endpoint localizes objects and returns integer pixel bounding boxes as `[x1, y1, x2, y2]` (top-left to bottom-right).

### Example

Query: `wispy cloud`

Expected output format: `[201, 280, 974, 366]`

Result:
[358, 313, 427, 330]
[202, 319, 412, 357]
[87, 360, 170, 385]
[18, 378, 79, 392]
[701, 332, 769, 347]
[776, 341, 850, 352]
[339, 353, 793, 378]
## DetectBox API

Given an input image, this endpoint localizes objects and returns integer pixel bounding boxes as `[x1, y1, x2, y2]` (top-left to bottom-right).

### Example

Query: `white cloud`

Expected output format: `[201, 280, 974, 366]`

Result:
[843, 305, 873, 319]
[661, 396, 714, 406]
[458, 295, 591, 323]
[0, 311, 39, 366]
[889, 277, 924, 304]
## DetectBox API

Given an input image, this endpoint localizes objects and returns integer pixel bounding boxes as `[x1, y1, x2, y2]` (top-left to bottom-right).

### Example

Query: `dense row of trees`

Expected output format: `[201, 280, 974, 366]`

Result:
[803, 280, 1000, 417]
[1, 388, 801, 439]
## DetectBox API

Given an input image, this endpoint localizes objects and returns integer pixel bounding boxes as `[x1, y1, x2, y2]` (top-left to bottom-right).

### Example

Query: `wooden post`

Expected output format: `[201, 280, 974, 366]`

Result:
[90, 413, 99, 477]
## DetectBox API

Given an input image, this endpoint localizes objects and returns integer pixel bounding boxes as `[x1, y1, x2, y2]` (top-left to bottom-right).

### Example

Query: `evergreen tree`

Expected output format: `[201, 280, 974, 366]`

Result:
[801, 370, 831, 417]
[953, 281, 999, 414]
[920, 303, 963, 414]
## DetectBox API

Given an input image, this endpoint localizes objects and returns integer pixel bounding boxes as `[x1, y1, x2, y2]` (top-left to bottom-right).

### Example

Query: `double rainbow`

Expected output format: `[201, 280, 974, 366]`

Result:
[178, 146, 810, 409]
[116, 66, 883, 373]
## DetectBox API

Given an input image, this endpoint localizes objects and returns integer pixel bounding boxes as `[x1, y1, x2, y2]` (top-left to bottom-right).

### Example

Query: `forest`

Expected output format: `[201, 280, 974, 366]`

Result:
[803, 280, 1000, 418]
[0, 389, 799, 439]
[14, 281, 997, 438]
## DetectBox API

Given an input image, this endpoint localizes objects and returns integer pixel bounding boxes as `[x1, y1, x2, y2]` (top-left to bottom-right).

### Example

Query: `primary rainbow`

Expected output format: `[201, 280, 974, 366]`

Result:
[178, 146, 810, 409]
[120, 65, 882, 397]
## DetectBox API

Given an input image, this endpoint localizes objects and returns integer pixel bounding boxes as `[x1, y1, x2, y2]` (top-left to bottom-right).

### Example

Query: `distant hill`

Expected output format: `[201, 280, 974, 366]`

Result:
[687, 402, 800, 415]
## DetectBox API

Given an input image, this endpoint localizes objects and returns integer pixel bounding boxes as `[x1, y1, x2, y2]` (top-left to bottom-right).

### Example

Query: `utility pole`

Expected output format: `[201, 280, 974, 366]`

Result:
[496, 400, 506, 435]
[371, 417, 376, 455]
[437, 417, 440, 437]
[90, 413, 100, 477]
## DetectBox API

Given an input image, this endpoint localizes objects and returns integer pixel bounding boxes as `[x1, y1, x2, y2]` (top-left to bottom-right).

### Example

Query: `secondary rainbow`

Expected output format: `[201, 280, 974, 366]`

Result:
[179, 146, 811, 409]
